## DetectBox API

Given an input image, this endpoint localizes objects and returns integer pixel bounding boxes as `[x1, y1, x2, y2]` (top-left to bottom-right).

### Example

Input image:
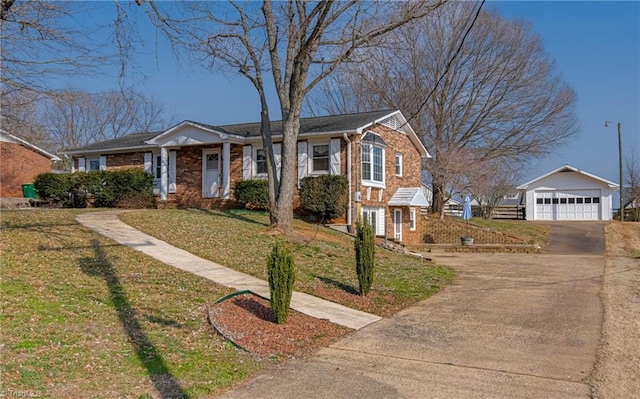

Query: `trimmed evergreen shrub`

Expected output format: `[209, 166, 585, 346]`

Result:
[34, 169, 154, 208]
[234, 179, 270, 210]
[266, 241, 296, 324]
[354, 216, 375, 296]
[33, 173, 73, 206]
[299, 175, 348, 223]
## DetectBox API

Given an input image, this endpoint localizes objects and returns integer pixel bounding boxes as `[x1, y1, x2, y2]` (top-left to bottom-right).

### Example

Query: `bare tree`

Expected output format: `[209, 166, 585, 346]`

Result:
[426, 146, 477, 219]
[0, 1, 113, 97]
[308, 2, 578, 214]
[625, 147, 640, 221]
[44, 89, 172, 151]
[469, 161, 520, 220]
[0, 90, 51, 149]
[134, 0, 445, 232]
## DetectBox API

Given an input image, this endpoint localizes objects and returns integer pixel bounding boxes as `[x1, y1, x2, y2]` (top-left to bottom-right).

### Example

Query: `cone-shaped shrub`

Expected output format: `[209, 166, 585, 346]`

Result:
[266, 241, 296, 324]
[354, 217, 375, 296]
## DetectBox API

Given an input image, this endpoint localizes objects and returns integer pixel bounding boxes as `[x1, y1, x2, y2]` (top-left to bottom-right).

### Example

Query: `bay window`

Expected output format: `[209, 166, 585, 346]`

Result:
[361, 132, 385, 186]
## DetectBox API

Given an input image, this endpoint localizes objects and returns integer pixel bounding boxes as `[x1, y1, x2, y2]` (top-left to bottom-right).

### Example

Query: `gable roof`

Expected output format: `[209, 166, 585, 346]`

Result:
[145, 110, 403, 144]
[65, 110, 430, 158]
[0, 129, 60, 161]
[209, 109, 397, 137]
[517, 164, 619, 190]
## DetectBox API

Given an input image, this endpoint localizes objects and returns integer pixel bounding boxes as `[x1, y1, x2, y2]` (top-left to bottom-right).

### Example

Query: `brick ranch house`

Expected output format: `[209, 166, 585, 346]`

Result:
[66, 110, 431, 244]
[0, 129, 60, 198]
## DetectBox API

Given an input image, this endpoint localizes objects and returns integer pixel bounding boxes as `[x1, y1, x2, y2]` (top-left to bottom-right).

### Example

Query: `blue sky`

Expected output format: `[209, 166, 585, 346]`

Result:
[62, 1, 640, 185]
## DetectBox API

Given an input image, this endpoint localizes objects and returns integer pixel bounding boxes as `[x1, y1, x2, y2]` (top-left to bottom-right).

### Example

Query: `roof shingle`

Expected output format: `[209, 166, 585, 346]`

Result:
[66, 110, 396, 153]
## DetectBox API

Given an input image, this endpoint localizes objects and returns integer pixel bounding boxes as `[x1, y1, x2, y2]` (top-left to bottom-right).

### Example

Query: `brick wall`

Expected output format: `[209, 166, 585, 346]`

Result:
[0, 142, 52, 197]
[354, 124, 424, 245]
[106, 152, 145, 170]
[421, 215, 526, 244]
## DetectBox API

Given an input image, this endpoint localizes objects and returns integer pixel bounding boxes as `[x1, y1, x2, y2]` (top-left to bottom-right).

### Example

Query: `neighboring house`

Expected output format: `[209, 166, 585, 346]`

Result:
[517, 165, 619, 221]
[66, 110, 430, 244]
[0, 129, 60, 198]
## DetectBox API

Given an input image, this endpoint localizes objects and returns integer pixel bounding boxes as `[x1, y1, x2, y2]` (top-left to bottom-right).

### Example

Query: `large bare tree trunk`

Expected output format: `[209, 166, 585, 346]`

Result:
[432, 180, 446, 217]
[270, 117, 300, 231]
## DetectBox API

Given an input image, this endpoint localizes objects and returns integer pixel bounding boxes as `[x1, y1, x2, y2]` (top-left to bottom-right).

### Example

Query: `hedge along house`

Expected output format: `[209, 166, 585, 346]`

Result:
[517, 164, 619, 221]
[66, 110, 430, 244]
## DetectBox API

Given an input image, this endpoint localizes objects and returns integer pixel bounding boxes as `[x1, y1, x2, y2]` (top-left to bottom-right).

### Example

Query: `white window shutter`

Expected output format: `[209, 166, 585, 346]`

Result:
[378, 207, 385, 236]
[297, 141, 308, 188]
[144, 153, 152, 174]
[273, 143, 282, 180]
[99, 155, 107, 171]
[242, 145, 252, 180]
[168, 151, 177, 193]
[78, 157, 86, 172]
[329, 138, 341, 175]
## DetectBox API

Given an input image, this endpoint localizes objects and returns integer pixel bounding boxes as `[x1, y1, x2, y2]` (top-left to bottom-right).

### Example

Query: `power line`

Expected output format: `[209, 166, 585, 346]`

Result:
[402, 0, 486, 130]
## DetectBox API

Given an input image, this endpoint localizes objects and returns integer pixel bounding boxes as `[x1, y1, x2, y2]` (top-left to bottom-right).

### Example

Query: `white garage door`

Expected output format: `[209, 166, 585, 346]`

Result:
[535, 190, 601, 220]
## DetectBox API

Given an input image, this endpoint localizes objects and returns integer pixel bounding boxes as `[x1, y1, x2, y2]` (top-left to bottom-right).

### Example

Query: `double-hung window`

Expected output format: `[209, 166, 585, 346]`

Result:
[255, 149, 267, 175]
[409, 207, 416, 231]
[88, 158, 100, 171]
[310, 143, 329, 174]
[361, 132, 385, 186]
[395, 153, 403, 176]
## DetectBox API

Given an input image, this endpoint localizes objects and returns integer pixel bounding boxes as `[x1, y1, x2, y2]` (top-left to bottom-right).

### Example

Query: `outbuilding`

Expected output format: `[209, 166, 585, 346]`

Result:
[517, 165, 619, 221]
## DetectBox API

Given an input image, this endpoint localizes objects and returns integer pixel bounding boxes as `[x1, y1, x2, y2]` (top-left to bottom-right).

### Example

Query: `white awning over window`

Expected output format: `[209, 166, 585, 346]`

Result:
[388, 187, 429, 207]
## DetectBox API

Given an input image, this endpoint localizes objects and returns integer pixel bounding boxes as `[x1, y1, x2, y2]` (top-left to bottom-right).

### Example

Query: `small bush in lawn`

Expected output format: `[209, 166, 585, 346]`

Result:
[354, 217, 375, 296]
[234, 180, 269, 210]
[299, 175, 348, 223]
[266, 241, 296, 324]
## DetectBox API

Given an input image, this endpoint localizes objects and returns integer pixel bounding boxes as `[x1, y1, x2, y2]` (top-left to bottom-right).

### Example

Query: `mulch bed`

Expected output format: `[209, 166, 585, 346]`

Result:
[207, 293, 353, 359]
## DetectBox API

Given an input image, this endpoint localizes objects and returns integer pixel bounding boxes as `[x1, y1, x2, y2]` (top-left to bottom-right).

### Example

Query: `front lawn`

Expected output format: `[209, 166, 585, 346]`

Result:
[121, 209, 456, 316]
[466, 218, 550, 245]
[0, 210, 262, 398]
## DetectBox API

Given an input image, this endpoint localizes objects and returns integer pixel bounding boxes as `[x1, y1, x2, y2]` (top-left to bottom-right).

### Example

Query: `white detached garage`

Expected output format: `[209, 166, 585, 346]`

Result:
[517, 165, 619, 221]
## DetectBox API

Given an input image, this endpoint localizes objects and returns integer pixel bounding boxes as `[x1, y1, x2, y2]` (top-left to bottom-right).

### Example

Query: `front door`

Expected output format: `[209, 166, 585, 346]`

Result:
[203, 150, 220, 198]
[394, 209, 402, 241]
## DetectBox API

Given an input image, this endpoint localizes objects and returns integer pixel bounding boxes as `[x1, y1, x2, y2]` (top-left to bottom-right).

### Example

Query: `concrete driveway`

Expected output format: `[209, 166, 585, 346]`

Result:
[219, 223, 606, 399]
[536, 221, 607, 255]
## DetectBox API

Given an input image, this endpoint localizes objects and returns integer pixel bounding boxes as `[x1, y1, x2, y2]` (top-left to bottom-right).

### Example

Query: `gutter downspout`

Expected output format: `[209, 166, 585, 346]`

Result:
[343, 133, 352, 230]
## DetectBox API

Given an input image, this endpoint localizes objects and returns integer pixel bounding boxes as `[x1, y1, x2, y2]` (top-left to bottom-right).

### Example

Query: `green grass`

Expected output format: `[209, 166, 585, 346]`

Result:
[1, 210, 262, 398]
[464, 218, 550, 245]
[120, 209, 456, 316]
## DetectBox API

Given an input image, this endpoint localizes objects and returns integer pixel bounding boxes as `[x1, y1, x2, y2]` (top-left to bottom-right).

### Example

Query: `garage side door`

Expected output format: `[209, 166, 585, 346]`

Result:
[535, 190, 601, 220]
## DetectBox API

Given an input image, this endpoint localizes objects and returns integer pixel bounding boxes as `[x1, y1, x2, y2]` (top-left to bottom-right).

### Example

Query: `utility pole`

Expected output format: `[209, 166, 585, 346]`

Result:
[617, 122, 624, 222]
[606, 121, 624, 222]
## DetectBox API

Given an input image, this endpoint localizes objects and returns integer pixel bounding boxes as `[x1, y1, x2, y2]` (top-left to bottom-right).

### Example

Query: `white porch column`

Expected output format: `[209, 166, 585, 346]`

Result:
[160, 147, 168, 201]
[222, 142, 231, 199]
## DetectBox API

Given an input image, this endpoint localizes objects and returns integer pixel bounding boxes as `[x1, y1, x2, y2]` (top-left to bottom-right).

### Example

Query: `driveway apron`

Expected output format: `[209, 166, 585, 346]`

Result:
[220, 225, 605, 399]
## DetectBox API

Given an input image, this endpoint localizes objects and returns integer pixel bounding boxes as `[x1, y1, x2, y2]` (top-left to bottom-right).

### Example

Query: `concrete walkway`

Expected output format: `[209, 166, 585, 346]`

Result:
[75, 211, 380, 330]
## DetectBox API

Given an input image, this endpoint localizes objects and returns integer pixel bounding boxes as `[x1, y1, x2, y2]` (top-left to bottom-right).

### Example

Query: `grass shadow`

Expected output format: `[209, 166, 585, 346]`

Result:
[188, 208, 268, 226]
[311, 274, 359, 295]
[79, 239, 189, 399]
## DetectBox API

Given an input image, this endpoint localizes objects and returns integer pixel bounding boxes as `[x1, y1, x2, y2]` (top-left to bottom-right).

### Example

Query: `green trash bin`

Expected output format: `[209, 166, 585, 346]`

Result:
[22, 183, 37, 199]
